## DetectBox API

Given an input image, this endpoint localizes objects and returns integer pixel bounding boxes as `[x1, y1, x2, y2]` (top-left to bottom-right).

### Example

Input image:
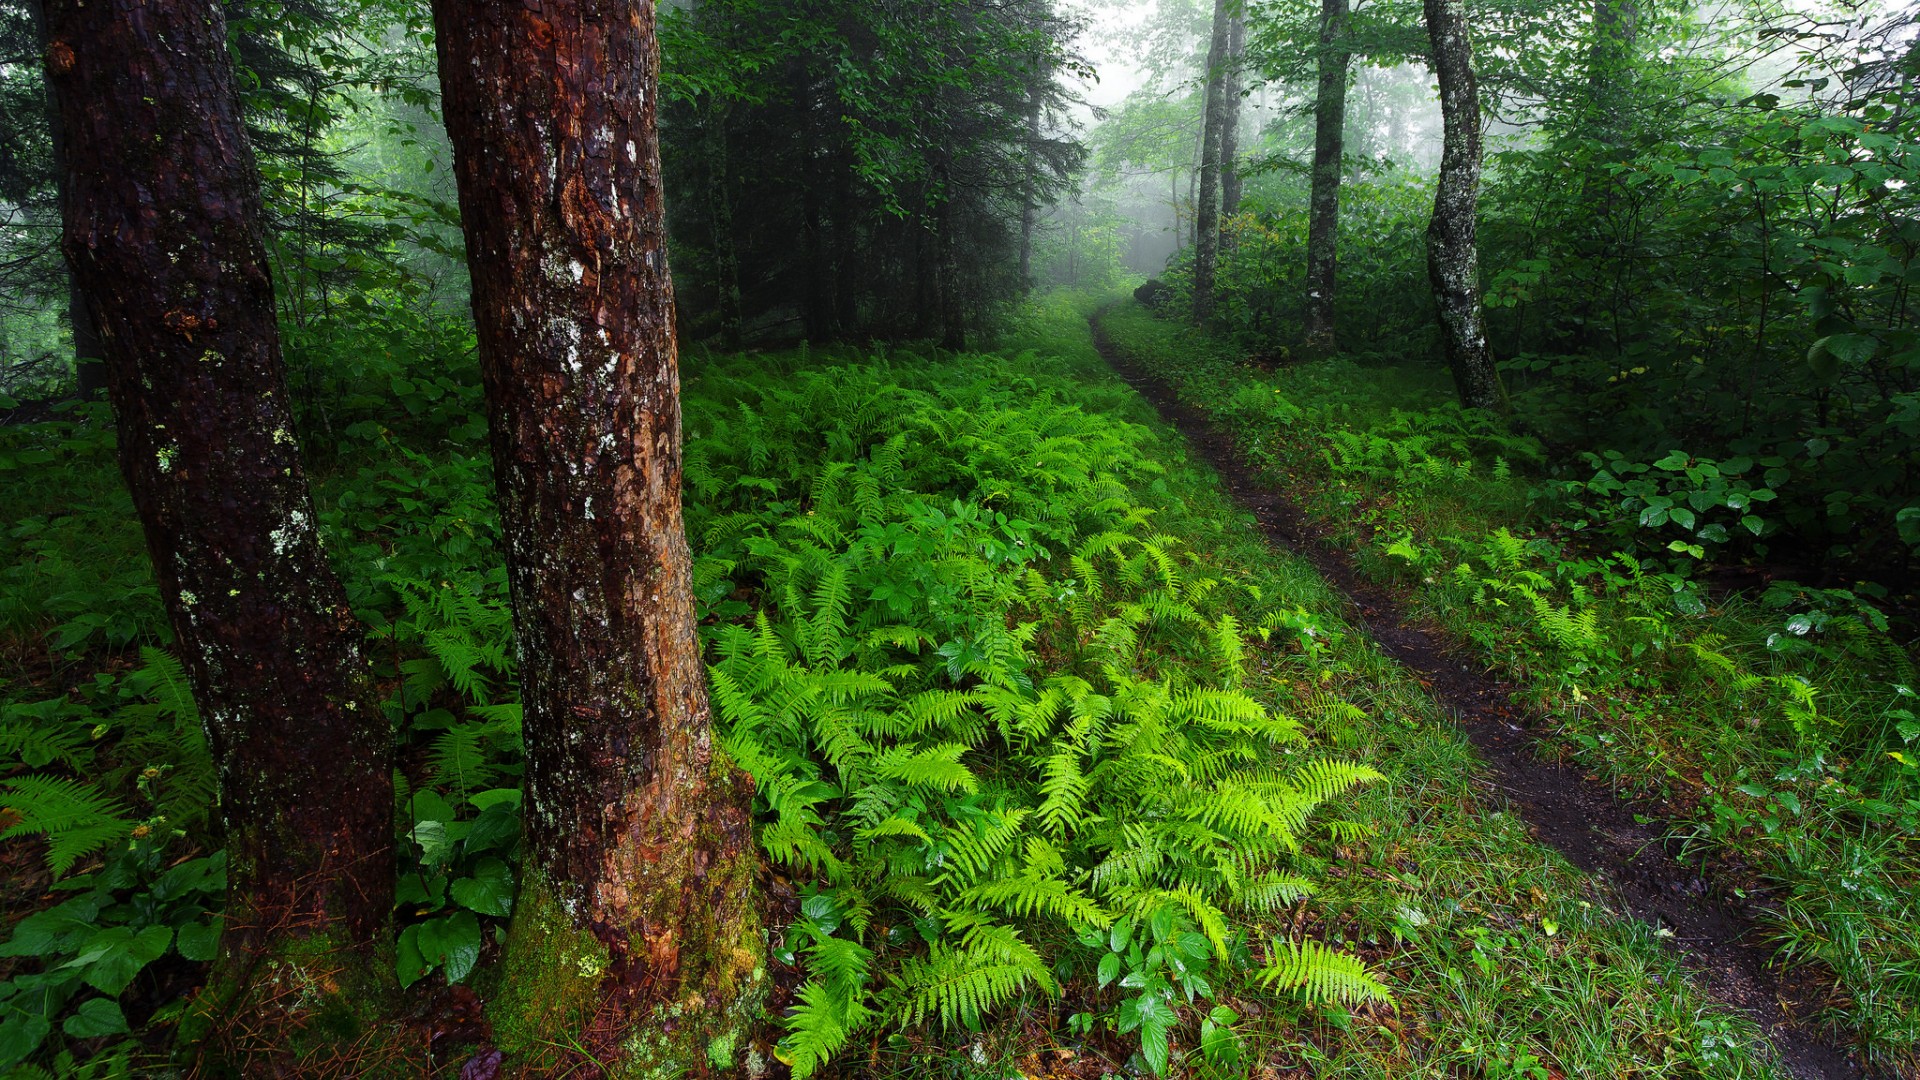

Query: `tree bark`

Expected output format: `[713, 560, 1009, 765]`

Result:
[41, 0, 394, 1061]
[1423, 0, 1506, 410]
[24, 0, 105, 400]
[430, 0, 764, 1070]
[1192, 0, 1231, 324]
[1304, 0, 1350, 354]
[1220, 12, 1247, 219]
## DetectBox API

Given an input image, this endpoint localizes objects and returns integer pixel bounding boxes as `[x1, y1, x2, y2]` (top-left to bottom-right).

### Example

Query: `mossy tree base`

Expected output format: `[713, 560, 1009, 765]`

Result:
[176, 928, 411, 1077]
[491, 768, 768, 1079]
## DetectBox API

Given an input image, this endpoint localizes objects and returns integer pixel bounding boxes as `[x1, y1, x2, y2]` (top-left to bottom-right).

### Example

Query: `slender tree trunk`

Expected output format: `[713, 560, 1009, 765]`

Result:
[41, 0, 394, 1062]
[1220, 12, 1246, 218]
[1423, 0, 1506, 410]
[795, 61, 829, 340]
[705, 102, 743, 350]
[25, 0, 106, 400]
[1020, 86, 1041, 290]
[1588, 0, 1637, 144]
[431, 0, 763, 1068]
[935, 159, 968, 350]
[1192, 0, 1231, 323]
[1304, 0, 1350, 354]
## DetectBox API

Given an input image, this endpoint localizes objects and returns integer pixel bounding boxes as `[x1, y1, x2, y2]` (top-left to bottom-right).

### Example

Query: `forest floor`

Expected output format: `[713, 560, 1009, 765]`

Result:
[1078, 294, 1918, 1079]
[1086, 303, 1870, 1080]
[2, 291, 1913, 1078]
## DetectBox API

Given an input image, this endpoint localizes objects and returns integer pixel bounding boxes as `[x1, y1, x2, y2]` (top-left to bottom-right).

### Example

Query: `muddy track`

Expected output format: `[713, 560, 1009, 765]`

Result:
[1088, 310, 1876, 1080]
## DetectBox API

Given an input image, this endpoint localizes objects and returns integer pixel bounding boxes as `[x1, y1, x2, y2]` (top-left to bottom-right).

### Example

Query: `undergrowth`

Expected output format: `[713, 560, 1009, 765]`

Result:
[0, 290, 1817, 1077]
[1097, 296, 1920, 1073]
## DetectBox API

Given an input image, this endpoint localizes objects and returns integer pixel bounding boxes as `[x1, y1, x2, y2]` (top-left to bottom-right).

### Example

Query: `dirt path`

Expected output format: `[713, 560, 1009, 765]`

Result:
[1088, 310, 1876, 1080]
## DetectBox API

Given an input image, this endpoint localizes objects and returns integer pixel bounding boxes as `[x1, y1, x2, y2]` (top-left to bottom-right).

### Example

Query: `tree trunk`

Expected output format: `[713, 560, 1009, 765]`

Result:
[25, 0, 106, 400]
[705, 102, 744, 350]
[41, 0, 394, 1062]
[1423, 0, 1506, 410]
[1304, 0, 1350, 354]
[1192, 0, 1231, 324]
[1220, 12, 1246, 218]
[430, 0, 764, 1070]
[1019, 89, 1041, 291]
[1588, 0, 1637, 144]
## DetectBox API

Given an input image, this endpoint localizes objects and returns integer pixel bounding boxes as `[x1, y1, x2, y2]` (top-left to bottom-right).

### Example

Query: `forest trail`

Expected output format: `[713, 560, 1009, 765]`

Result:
[1086, 307, 1875, 1080]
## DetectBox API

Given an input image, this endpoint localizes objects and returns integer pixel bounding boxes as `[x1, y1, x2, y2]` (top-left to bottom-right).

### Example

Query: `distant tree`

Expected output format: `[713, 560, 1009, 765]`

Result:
[1303, 0, 1351, 353]
[1220, 9, 1247, 217]
[1423, 0, 1504, 410]
[40, 0, 394, 1062]
[431, 0, 764, 1069]
[660, 0, 1082, 347]
[1193, 0, 1231, 323]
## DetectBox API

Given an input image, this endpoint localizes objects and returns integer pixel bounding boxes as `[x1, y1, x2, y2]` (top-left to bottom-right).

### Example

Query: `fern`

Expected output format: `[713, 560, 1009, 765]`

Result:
[889, 920, 1054, 1027]
[1, 776, 135, 877]
[1257, 937, 1395, 1006]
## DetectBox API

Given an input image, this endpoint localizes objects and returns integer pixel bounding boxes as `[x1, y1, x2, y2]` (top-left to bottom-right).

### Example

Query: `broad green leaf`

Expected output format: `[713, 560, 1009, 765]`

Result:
[176, 917, 223, 963]
[62, 997, 129, 1038]
[451, 857, 515, 917]
[0, 1014, 51, 1070]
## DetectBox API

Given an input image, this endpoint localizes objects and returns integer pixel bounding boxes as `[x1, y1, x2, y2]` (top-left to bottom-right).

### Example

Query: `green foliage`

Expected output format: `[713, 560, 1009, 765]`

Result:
[1099, 297, 1920, 1070]
[678, 347, 1381, 1072]
[0, 847, 224, 1070]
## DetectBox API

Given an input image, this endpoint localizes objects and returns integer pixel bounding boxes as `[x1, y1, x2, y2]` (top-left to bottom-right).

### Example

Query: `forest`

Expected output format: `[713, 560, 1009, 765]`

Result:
[0, 0, 1916, 1076]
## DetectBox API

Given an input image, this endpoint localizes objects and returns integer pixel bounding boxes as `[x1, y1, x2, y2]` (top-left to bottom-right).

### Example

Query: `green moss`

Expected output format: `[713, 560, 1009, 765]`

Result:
[490, 815, 770, 1078]
[174, 923, 402, 1075]
[489, 870, 613, 1068]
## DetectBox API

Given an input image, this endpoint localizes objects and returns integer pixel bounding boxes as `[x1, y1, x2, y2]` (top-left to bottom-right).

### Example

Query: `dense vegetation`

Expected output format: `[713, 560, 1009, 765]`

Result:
[1, 0, 1917, 1075]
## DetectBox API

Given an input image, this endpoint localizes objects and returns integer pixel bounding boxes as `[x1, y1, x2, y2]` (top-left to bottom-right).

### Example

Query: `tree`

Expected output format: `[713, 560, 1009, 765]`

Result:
[1220, 10, 1247, 218]
[1301, 0, 1352, 353]
[430, 0, 765, 1069]
[1422, 0, 1504, 410]
[1193, 0, 1232, 323]
[1303, 0, 1351, 353]
[40, 0, 394, 1061]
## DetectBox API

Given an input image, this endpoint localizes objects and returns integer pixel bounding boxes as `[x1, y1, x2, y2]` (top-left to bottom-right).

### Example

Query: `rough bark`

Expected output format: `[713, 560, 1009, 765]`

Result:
[1304, 0, 1350, 354]
[1220, 12, 1247, 219]
[1192, 0, 1231, 324]
[1423, 0, 1506, 411]
[430, 0, 764, 1071]
[41, 0, 394, 1058]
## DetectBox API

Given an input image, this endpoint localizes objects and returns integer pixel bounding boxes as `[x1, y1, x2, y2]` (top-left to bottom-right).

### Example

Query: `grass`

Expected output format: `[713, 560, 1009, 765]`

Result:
[0, 289, 1813, 1077]
[1094, 295, 1920, 1074]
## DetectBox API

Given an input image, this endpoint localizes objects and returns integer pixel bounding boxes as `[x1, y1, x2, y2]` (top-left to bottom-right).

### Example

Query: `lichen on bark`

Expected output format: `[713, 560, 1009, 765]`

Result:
[430, 0, 766, 1069]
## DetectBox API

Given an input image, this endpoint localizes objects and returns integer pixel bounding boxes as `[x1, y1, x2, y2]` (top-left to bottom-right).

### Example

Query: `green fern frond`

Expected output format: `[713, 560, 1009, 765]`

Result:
[1258, 937, 1395, 1006]
[958, 875, 1110, 929]
[1, 775, 135, 877]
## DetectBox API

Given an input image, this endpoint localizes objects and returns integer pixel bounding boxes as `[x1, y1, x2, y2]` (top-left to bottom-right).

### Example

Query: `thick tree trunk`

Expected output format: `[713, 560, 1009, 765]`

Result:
[1220, 12, 1247, 219]
[1304, 0, 1350, 354]
[41, 0, 394, 1061]
[1423, 0, 1506, 410]
[1192, 0, 1231, 324]
[430, 0, 764, 1071]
